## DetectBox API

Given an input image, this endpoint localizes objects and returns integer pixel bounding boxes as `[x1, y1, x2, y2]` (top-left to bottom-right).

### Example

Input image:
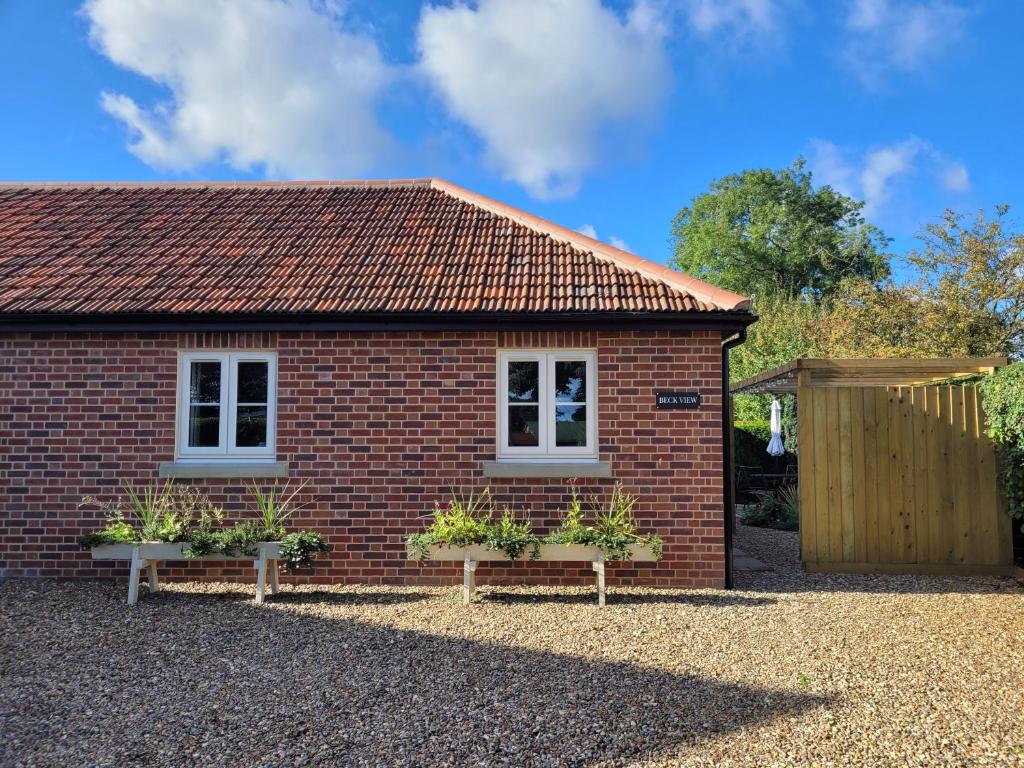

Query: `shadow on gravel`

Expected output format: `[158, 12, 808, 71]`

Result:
[1, 583, 826, 768]
[481, 589, 776, 608]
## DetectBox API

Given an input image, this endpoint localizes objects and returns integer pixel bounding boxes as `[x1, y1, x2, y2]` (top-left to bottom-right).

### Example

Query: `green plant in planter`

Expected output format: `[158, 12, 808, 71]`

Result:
[80, 482, 223, 547]
[247, 479, 310, 539]
[485, 509, 541, 561]
[78, 513, 140, 549]
[407, 488, 495, 560]
[543, 481, 662, 561]
[279, 531, 331, 570]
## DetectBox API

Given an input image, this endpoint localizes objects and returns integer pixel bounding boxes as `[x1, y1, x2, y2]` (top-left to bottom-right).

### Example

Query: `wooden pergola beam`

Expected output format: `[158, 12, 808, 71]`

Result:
[730, 357, 1008, 395]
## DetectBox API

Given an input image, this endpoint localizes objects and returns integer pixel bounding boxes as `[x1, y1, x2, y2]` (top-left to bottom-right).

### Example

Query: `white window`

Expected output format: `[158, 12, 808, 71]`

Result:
[497, 350, 597, 460]
[176, 352, 277, 461]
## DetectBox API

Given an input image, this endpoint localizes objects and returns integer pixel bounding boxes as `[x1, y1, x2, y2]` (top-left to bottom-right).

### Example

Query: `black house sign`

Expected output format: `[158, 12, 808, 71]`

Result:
[656, 391, 701, 409]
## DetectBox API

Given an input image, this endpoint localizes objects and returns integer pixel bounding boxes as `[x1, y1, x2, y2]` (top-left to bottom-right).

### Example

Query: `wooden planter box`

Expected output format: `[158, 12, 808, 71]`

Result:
[90, 541, 282, 606]
[415, 542, 659, 606]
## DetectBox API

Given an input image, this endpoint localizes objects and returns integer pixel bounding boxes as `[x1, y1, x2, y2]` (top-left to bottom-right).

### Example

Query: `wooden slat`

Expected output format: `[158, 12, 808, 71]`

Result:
[826, 388, 843, 561]
[901, 387, 917, 561]
[813, 388, 831, 563]
[888, 388, 907, 562]
[862, 390, 880, 563]
[912, 387, 931, 563]
[838, 388, 855, 561]
[850, 388, 867, 563]
[951, 386, 970, 564]
[874, 388, 893, 564]
[926, 387, 948, 562]
[797, 385, 816, 563]
[963, 386, 983, 565]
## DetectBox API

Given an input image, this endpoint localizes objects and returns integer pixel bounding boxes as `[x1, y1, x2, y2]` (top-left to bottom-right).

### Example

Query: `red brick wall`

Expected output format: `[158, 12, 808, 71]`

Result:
[0, 329, 726, 588]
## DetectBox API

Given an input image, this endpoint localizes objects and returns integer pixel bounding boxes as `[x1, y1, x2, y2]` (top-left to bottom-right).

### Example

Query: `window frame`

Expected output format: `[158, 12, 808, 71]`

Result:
[497, 349, 597, 461]
[176, 351, 277, 462]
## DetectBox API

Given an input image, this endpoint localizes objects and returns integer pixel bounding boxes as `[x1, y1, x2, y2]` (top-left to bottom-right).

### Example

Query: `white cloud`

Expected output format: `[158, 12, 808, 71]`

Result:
[808, 136, 969, 217]
[83, 0, 393, 177]
[417, 0, 669, 199]
[842, 0, 968, 87]
[941, 162, 970, 193]
[684, 0, 782, 40]
[575, 224, 630, 251]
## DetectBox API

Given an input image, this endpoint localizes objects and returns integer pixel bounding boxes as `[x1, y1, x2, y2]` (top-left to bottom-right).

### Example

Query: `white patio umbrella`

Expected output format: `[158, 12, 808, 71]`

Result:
[767, 398, 785, 456]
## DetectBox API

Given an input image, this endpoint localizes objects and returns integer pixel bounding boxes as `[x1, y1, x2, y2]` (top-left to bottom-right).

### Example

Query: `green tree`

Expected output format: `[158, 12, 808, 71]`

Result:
[672, 159, 891, 298]
[821, 207, 1024, 360]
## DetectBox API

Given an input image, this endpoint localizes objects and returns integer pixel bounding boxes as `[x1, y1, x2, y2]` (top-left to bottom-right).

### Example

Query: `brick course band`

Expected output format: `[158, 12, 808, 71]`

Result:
[0, 329, 726, 588]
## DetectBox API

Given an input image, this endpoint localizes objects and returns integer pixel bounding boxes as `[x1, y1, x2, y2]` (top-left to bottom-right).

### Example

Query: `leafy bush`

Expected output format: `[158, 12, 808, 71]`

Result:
[78, 515, 140, 549]
[739, 485, 799, 531]
[279, 531, 331, 570]
[484, 510, 540, 561]
[979, 364, 1024, 524]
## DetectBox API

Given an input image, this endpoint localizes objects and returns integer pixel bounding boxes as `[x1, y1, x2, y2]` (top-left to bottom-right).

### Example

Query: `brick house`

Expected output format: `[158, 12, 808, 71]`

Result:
[0, 179, 754, 588]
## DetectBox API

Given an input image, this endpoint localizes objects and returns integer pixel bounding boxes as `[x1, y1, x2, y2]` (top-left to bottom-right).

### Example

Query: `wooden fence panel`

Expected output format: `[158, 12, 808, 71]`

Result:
[799, 384, 1013, 573]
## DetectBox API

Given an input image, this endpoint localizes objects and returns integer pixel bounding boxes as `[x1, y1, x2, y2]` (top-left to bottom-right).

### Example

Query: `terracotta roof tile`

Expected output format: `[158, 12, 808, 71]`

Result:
[0, 179, 750, 317]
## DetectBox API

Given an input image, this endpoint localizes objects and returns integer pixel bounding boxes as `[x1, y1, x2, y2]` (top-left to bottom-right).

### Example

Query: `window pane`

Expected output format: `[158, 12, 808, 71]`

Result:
[235, 405, 268, 447]
[188, 405, 220, 447]
[508, 405, 539, 447]
[554, 360, 587, 403]
[189, 361, 221, 404]
[555, 404, 587, 447]
[507, 361, 539, 402]
[237, 361, 268, 403]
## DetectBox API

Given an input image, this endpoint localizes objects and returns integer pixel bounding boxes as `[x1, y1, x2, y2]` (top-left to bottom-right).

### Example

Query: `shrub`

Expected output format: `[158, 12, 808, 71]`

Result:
[979, 363, 1024, 524]
[739, 485, 799, 531]
[484, 509, 540, 561]
[279, 531, 330, 570]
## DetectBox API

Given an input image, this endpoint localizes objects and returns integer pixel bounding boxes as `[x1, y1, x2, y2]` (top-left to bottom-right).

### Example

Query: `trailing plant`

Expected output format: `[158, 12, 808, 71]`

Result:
[979, 363, 1024, 525]
[739, 485, 799, 531]
[279, 531, 331, 570]
[183, 521, 273, 559]
[484, 509, 541, 561]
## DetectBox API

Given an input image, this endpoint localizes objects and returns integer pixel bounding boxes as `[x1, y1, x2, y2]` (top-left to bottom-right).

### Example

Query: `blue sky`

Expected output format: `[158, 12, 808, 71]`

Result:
[1, 0, 1021, 267]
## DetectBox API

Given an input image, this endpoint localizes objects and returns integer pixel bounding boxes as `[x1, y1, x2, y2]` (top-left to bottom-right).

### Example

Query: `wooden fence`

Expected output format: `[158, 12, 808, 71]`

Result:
[797, 384, 1014, 574]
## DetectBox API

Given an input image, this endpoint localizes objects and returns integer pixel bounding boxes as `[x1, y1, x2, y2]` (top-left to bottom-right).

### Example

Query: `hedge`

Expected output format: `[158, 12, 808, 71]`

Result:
[978, 363, 1024, 524]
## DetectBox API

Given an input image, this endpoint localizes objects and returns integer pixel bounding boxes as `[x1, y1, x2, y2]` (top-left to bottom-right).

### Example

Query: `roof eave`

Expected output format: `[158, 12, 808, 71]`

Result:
[0, 310, 757, 333]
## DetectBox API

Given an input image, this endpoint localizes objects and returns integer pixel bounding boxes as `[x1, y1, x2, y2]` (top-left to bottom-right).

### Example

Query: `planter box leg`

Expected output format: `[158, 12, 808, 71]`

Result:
[463, 552, 478, 605]
[147, 561, 159, 593]
[127, 549, 143, 606]
[269, 562, 280, 595]
[592, 552, 606, 608]
[255, 552, 268, 605]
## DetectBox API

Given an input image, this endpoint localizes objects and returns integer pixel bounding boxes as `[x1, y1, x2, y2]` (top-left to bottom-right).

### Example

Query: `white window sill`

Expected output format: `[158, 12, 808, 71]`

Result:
[158, 461, 289, 479]
[481, 461, 612, 479]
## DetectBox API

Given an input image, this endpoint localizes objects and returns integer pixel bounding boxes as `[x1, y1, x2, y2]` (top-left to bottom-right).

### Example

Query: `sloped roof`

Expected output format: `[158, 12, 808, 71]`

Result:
[0, 178, 751, 318]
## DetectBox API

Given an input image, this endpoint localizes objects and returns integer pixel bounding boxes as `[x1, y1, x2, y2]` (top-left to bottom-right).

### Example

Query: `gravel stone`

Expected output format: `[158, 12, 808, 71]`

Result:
[2, 525, 1022, 767]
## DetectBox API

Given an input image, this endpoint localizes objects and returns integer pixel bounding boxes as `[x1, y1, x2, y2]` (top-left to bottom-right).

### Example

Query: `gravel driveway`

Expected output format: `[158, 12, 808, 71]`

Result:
[2, 526, 1022, 767]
